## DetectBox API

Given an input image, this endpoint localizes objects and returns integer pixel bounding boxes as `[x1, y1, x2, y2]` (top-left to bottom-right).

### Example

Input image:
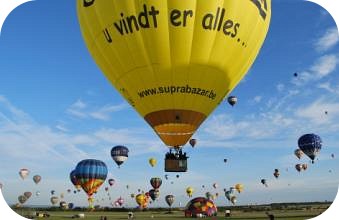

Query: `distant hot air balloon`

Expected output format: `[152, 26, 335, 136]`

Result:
[105, 187, 109, 192]
[51, 190, 55, 195]
[111, 145, 129, 168]
[302, 164, 308, 171]
[331, 153, 335, 159]
[116, 197, 124, 206]
[50, 196, 59, 205]
[186, 187, 194, 197]
[108, 178, 115, 186]
[294, 149, 304, 160]
[230, 187, 237, 194]
[149, 189, 160, 201]
[165, 195, 175, 207]
[224, 159, 228, 163]
[136, 194, 148, 209]
[294, 72, 298, 77]
[18, 195, 27, 204]
[295, 164, 303, 172]
[150, 177, 162, 189]
[212, 183, 218, 189]
[70, 170, 81, 190]
[273, 169, 280, 179]
[298, 133, 322, 163]
[205, 192, 213, 200]
[77, 0, 271, 150]
[74, 159, 108, 208]
[130, 193, 135, 198]
[189, 139, 197, 148]
[261, 179, 268, 187]
[24, 192, 32, 199]
[176, 175, 180, 178]
[235, 184, 244, 193]
[225, 190, 236, 205]
[32, 175, 41, 184]
[19, 169, 29, 180]
[230, 196, 237, 205]
[149, 158, 157, 167]
[60, 201, 68, 209]
[164, 174, 169, 180]
[68, 203, 74, 209]
[227, 96, 238, 106]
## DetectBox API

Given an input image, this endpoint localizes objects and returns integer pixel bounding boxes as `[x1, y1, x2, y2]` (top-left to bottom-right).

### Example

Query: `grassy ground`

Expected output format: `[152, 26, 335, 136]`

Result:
[16, 209, 326, 220]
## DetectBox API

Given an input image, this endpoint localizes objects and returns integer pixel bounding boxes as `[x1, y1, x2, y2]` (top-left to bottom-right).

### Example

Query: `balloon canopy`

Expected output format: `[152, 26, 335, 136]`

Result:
[74, 159, 108, 199]
[19, 168, 30, 180]
[70, 169, 82, 190]
[298, 133, 322, 162]
[77, 0, 271, 147]
[111, 145, 129, 167]
[184, 197, 217, 217]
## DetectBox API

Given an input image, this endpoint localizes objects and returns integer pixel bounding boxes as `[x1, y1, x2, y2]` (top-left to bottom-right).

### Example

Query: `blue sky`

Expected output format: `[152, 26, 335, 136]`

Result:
[0, 0, 339, 208]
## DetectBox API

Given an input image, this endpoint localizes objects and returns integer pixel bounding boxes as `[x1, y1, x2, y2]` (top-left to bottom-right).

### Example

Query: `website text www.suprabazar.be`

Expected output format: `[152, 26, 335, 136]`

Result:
[137, 85, 217, 100]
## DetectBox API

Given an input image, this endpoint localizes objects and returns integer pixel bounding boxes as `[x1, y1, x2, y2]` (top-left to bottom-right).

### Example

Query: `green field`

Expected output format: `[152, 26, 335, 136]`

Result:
[15, 207, 328, 220]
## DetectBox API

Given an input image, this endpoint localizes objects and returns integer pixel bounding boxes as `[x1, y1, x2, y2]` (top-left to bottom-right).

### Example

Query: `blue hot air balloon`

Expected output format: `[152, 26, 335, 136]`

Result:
[298, 133, 322, 163]
[111, 145, 129, 167]
[74, 159, 108, 208]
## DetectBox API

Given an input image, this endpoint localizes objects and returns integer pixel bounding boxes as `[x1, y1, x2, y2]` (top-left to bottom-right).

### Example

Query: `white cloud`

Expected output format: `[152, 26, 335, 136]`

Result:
[89, 103, 128, 120]
[314, 27, 339, 52]
[66, 100, 127, 121]
[317, 82, 339, 95]
[253, 96, 262, 103]
[310, 54, 338, 77]
[295, 98, 339, 125]
[292, 54, 338, 85]
[276, 83, 285, 92]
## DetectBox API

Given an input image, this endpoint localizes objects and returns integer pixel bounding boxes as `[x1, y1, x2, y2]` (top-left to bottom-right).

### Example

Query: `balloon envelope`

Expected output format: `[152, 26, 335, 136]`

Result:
[19, 169, 29, 180]
[77, 0, 271, 147]
[74, 159, 108, 198]
[149, 158, 157, 167]
[111, 145, 129, 167]
[33, 175, 41, 184]
[186, 187, 194, 197]
[165, 195, 175, 207]
[189, 139, 197, 147]
[185, 197, 217, 217]
[150, 177, 162, 189]
[70, 170, 81, 190]
[298, 133, 322, 162]
[227, 96, 237, 106]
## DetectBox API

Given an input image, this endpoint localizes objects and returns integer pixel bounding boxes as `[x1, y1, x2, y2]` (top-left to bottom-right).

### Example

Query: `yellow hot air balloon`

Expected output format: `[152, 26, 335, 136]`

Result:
[77, 1, 271, 148]
[186, 186, 194, 197]
[149, 158, 157, 167]
[136, 193, 148, 209]
[235, 183, 244, 193]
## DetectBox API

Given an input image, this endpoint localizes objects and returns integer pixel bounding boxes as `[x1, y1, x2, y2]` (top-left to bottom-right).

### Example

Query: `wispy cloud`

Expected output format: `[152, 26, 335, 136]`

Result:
[295, 98, 339, 125]
[292, 54, 338, 85]
[276, 83, 285, 92]
[66, 99, 128, 121]
[314, 27, 339, 52]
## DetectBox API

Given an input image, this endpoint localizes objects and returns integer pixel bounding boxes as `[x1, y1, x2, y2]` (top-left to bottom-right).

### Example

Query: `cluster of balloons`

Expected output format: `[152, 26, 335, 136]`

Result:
[295, 164, 308, 173]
